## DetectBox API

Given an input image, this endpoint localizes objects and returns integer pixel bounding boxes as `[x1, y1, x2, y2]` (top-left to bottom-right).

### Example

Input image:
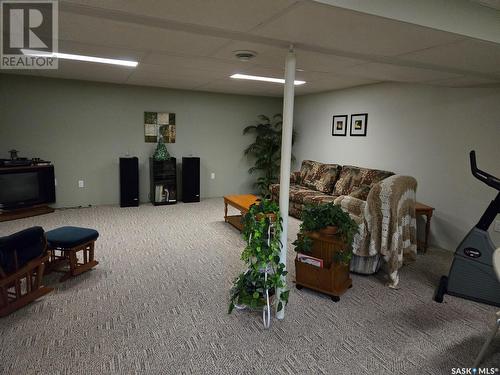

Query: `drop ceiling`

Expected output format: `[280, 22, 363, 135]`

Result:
[3, 0, 500, 96]
[471, 0, 500, 11]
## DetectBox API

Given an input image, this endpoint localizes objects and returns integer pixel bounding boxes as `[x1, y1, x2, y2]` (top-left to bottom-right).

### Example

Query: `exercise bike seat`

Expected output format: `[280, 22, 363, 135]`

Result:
[494, 248, 500, 280]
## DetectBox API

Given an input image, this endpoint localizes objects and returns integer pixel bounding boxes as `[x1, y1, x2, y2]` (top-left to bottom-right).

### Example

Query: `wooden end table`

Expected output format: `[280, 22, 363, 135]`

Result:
[415, 202, 435, 253]
[295, 231, 352, 302]
[223, 194, 260, 231]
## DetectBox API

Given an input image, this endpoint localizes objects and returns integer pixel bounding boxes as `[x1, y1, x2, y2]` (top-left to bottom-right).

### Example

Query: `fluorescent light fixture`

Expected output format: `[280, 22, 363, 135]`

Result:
[230, 73, 305, 85]
[21, 49, 138, 67]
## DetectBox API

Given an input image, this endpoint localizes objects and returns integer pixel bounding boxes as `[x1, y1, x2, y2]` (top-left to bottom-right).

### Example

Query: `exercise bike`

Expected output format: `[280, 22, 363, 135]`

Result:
[434, 150, 500, 307]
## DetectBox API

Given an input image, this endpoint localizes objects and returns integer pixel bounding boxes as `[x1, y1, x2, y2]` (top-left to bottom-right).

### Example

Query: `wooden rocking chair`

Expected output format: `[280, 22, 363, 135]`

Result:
[0, 226, 53, 317]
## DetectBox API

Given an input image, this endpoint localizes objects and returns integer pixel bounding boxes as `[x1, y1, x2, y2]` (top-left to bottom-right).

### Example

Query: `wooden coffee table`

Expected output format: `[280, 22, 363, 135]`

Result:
[223, 194, 260, 231]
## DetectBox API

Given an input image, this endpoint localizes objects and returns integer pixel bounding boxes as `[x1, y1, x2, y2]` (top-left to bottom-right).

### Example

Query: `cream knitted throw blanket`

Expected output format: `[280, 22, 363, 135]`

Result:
[335, 175, 417, 288]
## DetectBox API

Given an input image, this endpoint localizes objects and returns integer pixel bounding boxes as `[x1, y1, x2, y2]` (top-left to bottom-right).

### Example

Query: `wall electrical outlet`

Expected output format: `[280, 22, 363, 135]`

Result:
[78, 180, 85, 188]
[495, 220, 500, 233]
[210, 172, 215, 180]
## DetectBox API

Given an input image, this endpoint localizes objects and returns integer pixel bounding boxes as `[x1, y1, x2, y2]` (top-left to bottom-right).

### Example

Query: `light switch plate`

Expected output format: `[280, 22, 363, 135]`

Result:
[78, 180, 85, 188]
[210, 172, 215, 180]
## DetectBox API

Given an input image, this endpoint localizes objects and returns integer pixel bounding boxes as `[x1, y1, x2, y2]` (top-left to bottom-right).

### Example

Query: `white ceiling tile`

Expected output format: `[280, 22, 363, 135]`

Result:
[141, 52, 248, 75]
[239, 65, 377, 87]
[211, 42, 288, 68]
[196, 85, 281, 97]
[400, 39, 500, 74]
[211, 41, 364, 72]
[63, 0, 298, 32]
[37, 60, 133, 83]
[197, 77, 284, 96]
[130, 63, 227, 82]
[295, 50, 365, 73]
[251, 2, 462, 57]
[338, 63, 461, 82]
[469, 0, 500, 11]
[59, 40, 146, 62]
[126, 76, 208, 91]
[58, 12, 229, 56]
[12, 1, 499, 96]
[295, 76, 379, 95]
[425, 75, 500, 87]
[0, 70, 40, 77]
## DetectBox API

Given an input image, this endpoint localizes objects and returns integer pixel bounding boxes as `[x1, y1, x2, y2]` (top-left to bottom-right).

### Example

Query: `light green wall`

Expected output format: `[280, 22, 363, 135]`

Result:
[0, 74, 282, 207]
[293, 82, 500, 251]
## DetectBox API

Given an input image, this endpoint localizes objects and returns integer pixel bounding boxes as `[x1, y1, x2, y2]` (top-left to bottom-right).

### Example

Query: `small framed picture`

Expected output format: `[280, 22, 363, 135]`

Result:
[332, 115, 348, 136]
[350, 113, 368, 136]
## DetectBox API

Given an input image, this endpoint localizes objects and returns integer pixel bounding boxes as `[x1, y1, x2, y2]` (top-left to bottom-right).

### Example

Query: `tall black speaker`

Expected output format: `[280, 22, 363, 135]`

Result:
[120, 157, 139, 207]
[182, 157, 200, 203]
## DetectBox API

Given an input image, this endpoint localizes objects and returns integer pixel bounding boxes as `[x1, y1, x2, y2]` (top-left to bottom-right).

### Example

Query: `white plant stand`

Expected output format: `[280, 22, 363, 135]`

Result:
[236, 225, 275, 329]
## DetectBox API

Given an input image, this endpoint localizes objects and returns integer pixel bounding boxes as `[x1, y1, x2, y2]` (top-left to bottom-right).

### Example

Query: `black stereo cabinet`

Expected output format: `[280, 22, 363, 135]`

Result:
[150, 158, 177, 205]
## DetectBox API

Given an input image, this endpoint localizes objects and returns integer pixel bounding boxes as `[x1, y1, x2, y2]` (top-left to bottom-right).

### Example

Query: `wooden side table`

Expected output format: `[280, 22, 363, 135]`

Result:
[415, 202, 435, 253]
[295, 231, 352, 302]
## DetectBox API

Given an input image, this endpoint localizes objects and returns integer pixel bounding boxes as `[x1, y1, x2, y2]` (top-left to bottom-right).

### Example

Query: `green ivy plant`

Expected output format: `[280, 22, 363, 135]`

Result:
[243, 114, 296, 197]
[228, 199, 289, 314]
[293, 202, 359, 265]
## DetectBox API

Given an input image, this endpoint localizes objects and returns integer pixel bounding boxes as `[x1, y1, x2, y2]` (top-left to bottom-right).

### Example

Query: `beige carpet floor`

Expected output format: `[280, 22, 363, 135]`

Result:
[0, 198, 498, 374]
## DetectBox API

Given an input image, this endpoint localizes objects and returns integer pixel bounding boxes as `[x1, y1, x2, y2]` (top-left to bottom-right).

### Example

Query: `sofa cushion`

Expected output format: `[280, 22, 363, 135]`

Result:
[287, 185, 338, 205]
[302, 193, 337, 205]
[288, 185, 312, 204]
[272, 184, 302, 201]
[334, 166, 394, 198]
[299, 160, 317, 187]
[299, 160, 340, 194]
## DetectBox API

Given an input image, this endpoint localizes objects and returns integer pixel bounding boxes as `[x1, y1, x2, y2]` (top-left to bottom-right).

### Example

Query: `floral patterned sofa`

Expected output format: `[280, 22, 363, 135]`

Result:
[270, 160, 394, 218]
[270, 160, 418, 287]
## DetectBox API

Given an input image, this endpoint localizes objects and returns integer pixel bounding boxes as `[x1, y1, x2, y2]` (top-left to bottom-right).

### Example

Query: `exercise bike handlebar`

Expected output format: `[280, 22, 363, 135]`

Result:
[470, 150, 500, 191]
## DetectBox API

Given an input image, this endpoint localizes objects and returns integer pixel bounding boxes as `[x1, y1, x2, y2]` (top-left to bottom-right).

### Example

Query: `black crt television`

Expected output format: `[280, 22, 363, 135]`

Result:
[0, 165, 56, 210]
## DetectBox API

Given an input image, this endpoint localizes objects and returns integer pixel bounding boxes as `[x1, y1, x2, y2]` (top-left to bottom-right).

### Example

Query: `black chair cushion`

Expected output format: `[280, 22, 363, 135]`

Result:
[0, 226, 46, 275]
[46, 226, 99, 249]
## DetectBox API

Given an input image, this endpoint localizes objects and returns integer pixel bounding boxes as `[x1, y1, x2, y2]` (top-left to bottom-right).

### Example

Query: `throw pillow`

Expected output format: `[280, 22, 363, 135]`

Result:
[333, 166, 361, 196]
[299, 160, 319, 186]
[313, 164, 341, 193]
[301, 162, 340, 194]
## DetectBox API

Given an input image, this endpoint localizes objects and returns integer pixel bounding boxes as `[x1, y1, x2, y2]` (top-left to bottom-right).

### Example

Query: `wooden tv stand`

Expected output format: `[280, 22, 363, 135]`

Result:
[0, 164, 56, 222]
[0, 205, 55, 222]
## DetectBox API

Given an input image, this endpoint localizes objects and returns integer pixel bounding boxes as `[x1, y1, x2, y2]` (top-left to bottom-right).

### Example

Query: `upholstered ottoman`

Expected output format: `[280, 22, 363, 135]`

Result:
[46, 226, 99, 281]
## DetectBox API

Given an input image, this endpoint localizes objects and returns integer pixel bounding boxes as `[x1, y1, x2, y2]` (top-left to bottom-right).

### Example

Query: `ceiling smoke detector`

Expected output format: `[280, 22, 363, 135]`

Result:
[234, 50, 257, 61]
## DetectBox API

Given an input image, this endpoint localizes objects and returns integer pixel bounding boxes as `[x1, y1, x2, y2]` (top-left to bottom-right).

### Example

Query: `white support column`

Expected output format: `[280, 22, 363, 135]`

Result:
[276, 46, 296, 320]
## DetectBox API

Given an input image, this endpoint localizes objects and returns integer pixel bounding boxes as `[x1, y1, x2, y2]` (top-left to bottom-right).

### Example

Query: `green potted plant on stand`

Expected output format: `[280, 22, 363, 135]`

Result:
[293, 202, 359, 265]
[228, 199, 289, 328]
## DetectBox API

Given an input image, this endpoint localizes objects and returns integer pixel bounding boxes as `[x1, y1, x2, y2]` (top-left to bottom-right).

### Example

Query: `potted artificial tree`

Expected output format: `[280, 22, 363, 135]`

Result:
[243, 114, 296, 197]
